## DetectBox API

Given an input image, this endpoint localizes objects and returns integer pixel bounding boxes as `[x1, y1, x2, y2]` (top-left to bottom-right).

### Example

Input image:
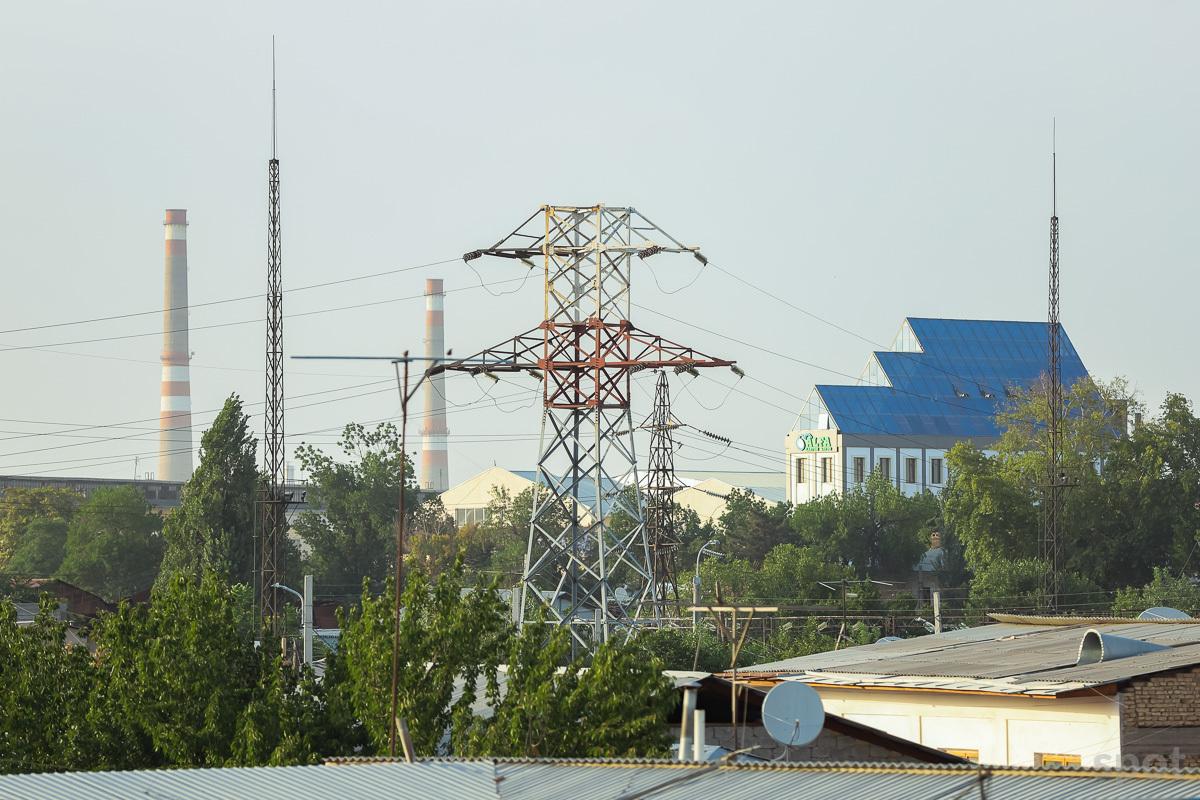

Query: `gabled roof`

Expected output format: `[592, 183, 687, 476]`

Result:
[813, 318, 1089, 438]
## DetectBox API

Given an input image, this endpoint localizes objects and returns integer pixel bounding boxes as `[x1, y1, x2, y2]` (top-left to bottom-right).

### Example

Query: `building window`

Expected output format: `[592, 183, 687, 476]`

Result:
[878, 457, 891, 477]
[1035, 753, 1081, 767]
[905, 457, 917, 484]
[454, 507, 487, 527]
[941, 748, 979, 762]
[820, 457, 831, 484]
[930, 458, 944, 485]
[853, 457, 865, 484]
[795, 458, 806, 483]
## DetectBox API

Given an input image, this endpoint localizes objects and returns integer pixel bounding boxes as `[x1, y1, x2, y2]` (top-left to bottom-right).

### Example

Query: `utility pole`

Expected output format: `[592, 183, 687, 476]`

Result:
[258, 38, 287, 631]
[643, 370, 682, 616]
[388, 355, 411, 759]
[438, 205, 738, 651]
[689, 605, 777, 751]
[1041, 124, 1064, 612]
[293, 352, 498, 758]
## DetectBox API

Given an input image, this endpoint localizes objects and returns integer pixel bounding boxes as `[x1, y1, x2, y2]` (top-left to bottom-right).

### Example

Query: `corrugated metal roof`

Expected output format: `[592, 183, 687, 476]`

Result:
[742, 619, 1200, 695]
[1, 760, 1199, 800]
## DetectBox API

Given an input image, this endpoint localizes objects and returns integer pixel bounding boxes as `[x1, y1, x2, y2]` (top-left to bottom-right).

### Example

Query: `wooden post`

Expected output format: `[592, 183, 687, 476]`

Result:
[395, 717, 416, 763]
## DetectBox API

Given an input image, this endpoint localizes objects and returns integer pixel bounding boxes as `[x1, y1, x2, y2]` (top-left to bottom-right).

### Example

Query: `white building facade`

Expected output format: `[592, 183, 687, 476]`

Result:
[786, 318, 1090, 505]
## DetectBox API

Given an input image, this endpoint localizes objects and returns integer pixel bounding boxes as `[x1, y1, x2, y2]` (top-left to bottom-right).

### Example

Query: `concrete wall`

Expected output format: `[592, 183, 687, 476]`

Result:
[814, 686, 1120, 767]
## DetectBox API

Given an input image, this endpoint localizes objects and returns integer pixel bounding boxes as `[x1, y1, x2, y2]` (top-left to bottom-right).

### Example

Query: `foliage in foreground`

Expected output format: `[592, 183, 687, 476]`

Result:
[0, 560, 680, 774]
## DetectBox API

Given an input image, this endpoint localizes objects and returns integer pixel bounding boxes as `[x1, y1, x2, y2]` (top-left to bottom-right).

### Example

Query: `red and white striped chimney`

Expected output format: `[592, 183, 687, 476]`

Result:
[420, 278, 449, 492]
[158, 209, 193, 482]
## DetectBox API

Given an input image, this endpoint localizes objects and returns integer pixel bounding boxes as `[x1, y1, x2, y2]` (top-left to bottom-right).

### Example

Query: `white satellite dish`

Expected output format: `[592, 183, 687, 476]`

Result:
[762, 681, 824, 747]
[1139, 607, 1191, 621]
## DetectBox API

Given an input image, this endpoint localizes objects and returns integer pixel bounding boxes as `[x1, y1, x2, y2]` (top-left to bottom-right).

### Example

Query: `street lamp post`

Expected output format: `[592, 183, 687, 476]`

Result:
[271, 575, 313, 666]
[693, 539, 724, 630]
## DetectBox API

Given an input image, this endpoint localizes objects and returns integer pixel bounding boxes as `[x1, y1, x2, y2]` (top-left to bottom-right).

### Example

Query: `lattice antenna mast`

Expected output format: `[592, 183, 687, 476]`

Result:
[642, 370, 683, 615]
[441, 205, 736, 651]
[259, 38, 286, 629]
[1041, 126, 1063, 611]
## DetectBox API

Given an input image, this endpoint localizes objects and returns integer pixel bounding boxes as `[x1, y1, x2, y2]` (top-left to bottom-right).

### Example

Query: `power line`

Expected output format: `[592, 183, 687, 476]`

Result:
[0, 256, 462, 336]
[0, 276, 529, 354]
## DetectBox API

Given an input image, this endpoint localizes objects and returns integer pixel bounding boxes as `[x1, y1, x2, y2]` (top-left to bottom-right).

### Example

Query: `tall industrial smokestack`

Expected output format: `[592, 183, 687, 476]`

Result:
[420, 278, 449, 492]
[158, 209, 193, 482]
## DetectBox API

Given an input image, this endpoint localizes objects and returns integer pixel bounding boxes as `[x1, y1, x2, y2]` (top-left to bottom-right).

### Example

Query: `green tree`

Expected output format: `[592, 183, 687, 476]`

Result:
[0, 595, 92, 773]
[82, 572, 323, 769]
[56, 486, 163, 601]
[6, 517, 69, 576]
[754, 543, 834, 601]
[1112, 567, 1200, 617]
[717, 489, 792, 565]
[965, 557, 1101, 619]
[478, 485, 570, 578]
[158, 395, 262, 587]
[294, 423, 418, 588]
[327, 559, 510, 755]
[461, 621, 674, 758]
[941, 443, 1038, 572]
[0, 487, 82, 569]
[792, 471, 936, 579]
[1088, 394, 1200, 586]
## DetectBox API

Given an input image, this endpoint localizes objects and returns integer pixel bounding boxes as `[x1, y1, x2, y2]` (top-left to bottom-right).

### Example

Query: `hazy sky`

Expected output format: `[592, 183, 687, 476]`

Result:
[1, 1, 1196, 485]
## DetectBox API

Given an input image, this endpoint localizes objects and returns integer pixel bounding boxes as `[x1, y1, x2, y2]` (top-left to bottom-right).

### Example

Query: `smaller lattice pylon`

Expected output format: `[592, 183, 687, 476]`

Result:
[641, 370, 684, 616]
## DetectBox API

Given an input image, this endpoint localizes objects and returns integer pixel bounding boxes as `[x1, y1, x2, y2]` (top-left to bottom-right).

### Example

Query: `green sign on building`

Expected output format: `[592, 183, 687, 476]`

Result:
[795, 432, 835, 452]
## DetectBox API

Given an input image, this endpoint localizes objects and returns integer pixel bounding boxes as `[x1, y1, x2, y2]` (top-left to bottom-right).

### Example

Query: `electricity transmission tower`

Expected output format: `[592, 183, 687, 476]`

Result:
[259, 44, 287, 630]
[1040, 140, 1064, 612]
[439, 205, 736, 649]
[642, 370, 683, 616]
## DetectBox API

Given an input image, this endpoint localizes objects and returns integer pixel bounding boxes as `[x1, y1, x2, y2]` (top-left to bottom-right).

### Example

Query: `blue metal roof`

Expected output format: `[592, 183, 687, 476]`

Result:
[817, 318, 1089, 438]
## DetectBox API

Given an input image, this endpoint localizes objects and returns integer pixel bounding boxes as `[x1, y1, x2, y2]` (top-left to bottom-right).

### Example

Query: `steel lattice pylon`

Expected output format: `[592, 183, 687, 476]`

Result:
[258, 53, 286, 630]
[1040, 147, 1064, 612]
[440, 205, 734, 649]
[258, 155, 286, 629]
[642, 370, 682, 616]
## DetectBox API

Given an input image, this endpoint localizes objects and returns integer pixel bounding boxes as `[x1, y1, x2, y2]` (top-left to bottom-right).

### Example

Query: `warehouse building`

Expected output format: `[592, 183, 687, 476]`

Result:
[786, 317, 1090, 504]
[440, 467, 783, 528]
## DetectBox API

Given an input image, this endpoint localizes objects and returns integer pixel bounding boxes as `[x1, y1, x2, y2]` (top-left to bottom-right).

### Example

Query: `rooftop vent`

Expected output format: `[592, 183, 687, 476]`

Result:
[1077, 629, 1169, 666]
[1139, 607, 1192, 621]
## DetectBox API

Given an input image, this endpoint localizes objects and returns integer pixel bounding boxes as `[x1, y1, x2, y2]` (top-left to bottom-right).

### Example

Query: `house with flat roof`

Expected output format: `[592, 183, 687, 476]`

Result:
[738, 613, 1200, 768]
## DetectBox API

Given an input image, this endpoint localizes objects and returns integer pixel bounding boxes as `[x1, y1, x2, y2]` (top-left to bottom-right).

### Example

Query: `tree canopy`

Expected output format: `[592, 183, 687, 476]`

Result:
[56, 486, 163, 601]
[158, 394, 262, 587]
[294, 423, 419, 589]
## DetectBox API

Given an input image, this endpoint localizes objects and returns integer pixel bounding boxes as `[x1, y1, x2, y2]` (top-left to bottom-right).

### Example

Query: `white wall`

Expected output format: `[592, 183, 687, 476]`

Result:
[816, 686, 1121, 767]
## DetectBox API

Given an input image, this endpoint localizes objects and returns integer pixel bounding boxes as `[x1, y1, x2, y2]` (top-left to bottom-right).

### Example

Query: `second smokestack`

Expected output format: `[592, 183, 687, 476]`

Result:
[420, 278, 449, 493]
[158, 209, 193, 482]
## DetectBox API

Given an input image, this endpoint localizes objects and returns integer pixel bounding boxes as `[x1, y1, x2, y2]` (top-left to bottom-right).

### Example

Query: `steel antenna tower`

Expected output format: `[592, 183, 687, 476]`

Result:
[258, 40, 286, 629]
[439, 205, 735, 650]
[642, 370, 683, 615]
[1041, 129, 1063, 611]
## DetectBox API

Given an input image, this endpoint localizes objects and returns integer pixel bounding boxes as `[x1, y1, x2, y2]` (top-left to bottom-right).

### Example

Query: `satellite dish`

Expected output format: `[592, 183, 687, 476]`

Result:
[762, 681, 824, 747]
[1139, 607, 1191, 621]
